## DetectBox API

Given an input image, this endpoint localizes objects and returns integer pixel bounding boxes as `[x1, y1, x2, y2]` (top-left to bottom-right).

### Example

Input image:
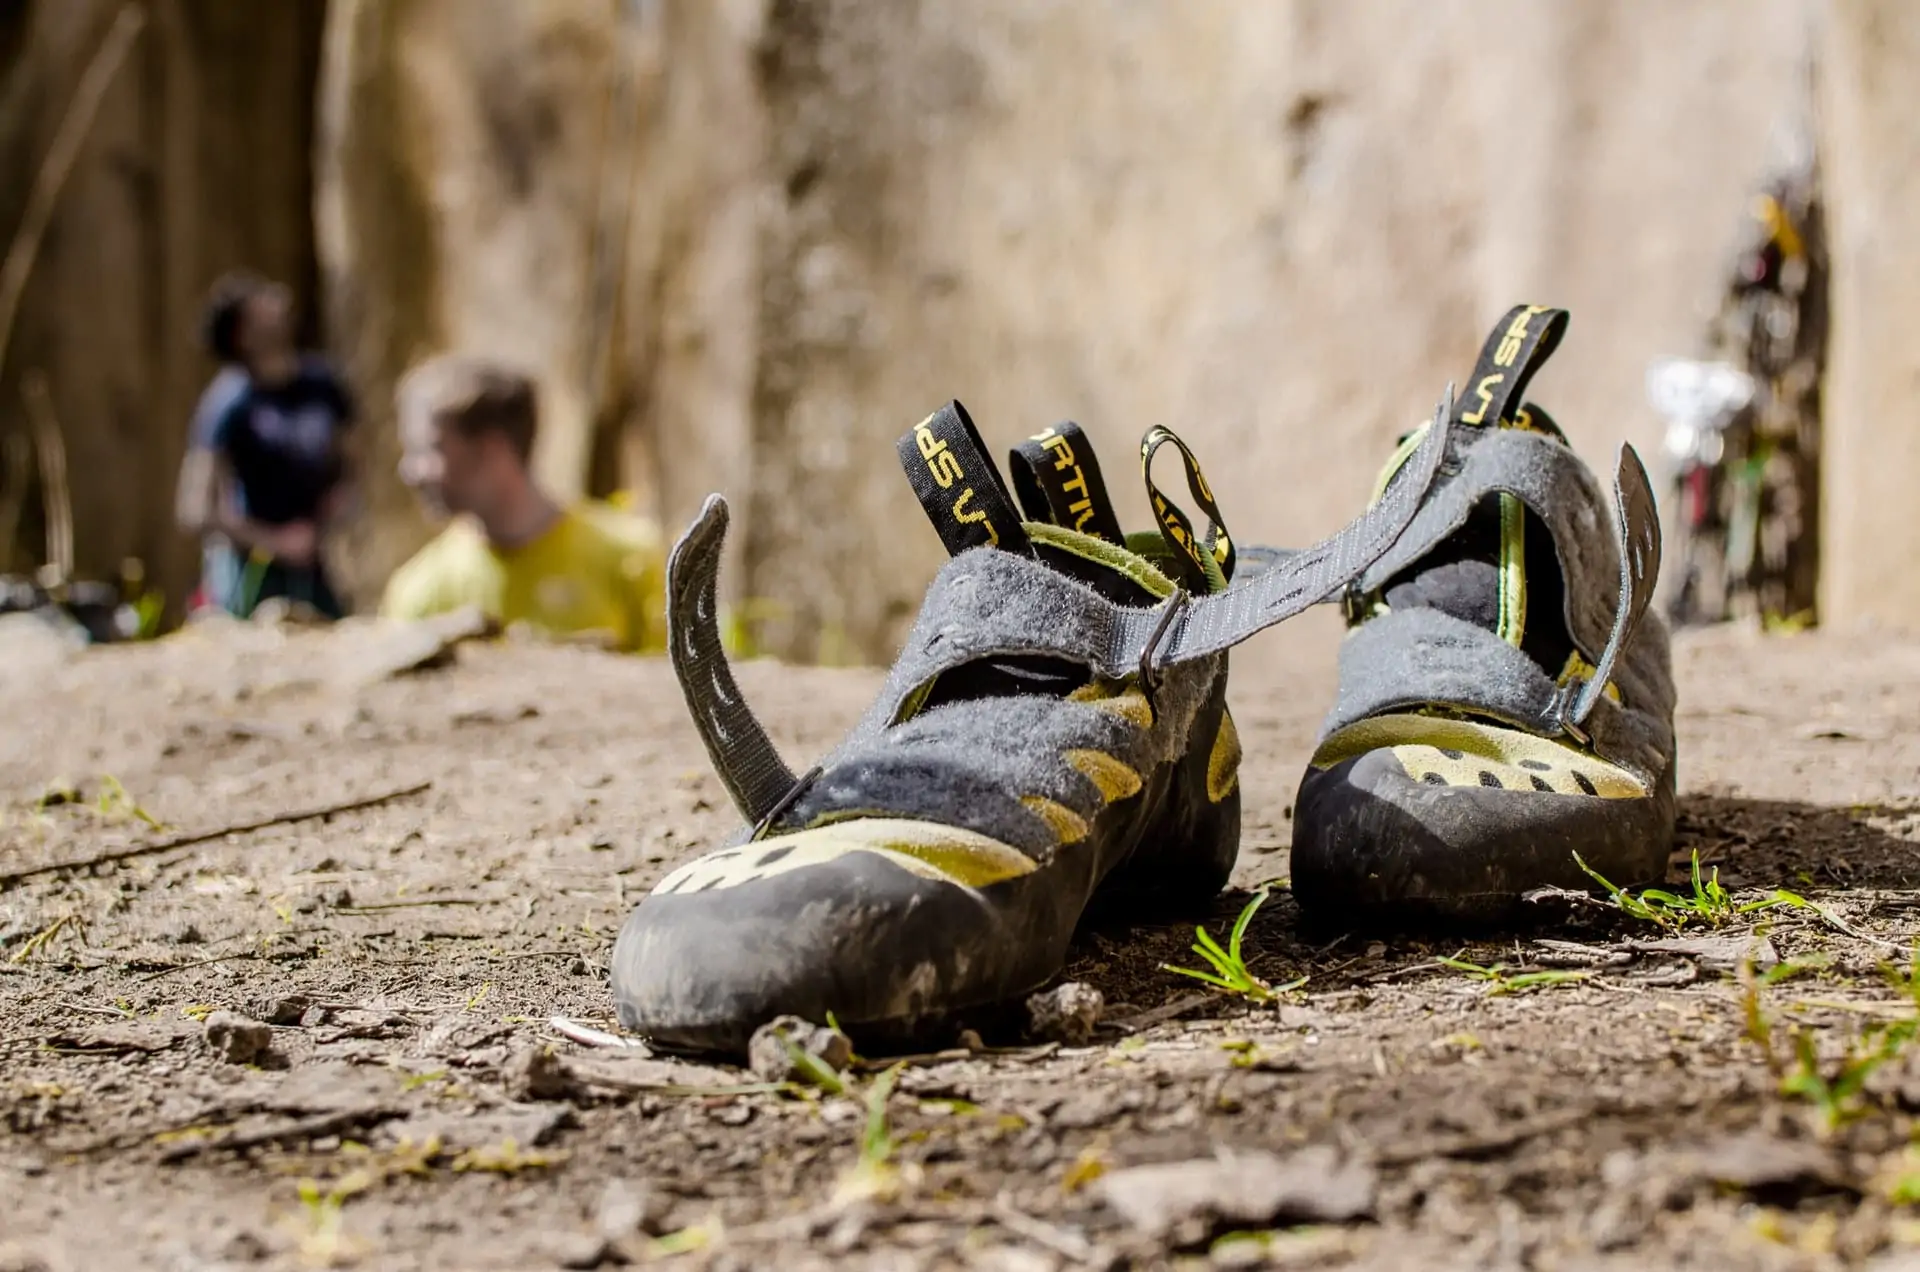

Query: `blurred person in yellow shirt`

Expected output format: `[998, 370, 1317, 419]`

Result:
[382, 354, 665, 653]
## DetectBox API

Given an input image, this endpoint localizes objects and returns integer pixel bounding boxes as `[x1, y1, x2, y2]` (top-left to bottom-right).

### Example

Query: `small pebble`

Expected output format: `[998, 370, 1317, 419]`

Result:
[257, 991, 313, 1026]
[1026, 981, 1104, 1046]
[218, 1230, 271, 1264]
[502, 1047, 580, 1102]
[203, 1011, 273, 1066]
[746, 1015, 853, 1083]
[552, 1234, 614, 1270]
[596, 1177, 672, 1241]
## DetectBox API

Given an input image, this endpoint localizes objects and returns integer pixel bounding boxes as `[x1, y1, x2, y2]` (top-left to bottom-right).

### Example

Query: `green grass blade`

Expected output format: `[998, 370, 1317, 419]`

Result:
[1193, 926, 1231, 964]
[1162, 964, 1239, 991]
[862, 1063, 903, 1163]
[1227, 888, 1268, 962]
[1737, 893, 1798, 915]
[1437, 952, 1494, 978]
[781, 1035, 848, 1096]
[1498, 970, 1592, 993]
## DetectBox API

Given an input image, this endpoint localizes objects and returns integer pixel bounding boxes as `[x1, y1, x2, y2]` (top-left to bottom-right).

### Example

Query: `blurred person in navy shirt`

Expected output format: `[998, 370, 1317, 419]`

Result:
[175, 273, 355, 618]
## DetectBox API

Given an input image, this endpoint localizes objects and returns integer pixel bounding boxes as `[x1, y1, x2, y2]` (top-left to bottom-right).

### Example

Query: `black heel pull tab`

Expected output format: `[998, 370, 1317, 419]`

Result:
[1453, 305, 1570, 430]
[897, 401, 1032, 558]
[1008, 421, 1127, 544]
[665, 495, 798, 824]
[1141, 425, 1236, 593]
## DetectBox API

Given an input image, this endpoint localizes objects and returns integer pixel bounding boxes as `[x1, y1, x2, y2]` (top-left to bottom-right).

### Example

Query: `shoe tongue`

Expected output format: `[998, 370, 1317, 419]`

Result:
[1382, 500, 1505, 632]
[898, 401, 1032, 558]
[1006, 421, 1127, 545]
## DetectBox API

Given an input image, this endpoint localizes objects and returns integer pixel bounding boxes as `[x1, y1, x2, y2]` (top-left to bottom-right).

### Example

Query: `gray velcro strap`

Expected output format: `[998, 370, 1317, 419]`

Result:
[666, 494, 797, 824]
[1131, 387, 1455, 670]
[671, 394, 1454, 814]
[1350, 422, 1661, 738]
[1318, 606, 1660, 778]
[856, 388, 1455, 718]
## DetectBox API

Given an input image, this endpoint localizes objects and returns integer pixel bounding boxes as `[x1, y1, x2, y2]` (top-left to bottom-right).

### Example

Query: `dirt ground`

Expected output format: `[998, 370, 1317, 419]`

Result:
[3, 608, 1920, 1272]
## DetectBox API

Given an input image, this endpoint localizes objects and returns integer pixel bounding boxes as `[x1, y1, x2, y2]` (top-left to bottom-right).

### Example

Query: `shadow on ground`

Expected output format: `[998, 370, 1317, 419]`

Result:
[1063, 794, 1920, 1025]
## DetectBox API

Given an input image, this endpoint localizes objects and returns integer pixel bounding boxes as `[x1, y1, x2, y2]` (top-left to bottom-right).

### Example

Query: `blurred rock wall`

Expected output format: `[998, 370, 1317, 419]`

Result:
[737, 0, 1823, 657]
[312, 0, 1826, 650]
[1821, 0, 1920, 630]
[315, 0, 767, 606]
[0, 0, 325, 599]
[17, 0, 1920, 649]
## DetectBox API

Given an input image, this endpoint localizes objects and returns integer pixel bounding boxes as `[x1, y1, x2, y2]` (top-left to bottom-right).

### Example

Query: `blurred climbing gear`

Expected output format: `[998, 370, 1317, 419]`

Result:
[1650, 159, 1826, 628]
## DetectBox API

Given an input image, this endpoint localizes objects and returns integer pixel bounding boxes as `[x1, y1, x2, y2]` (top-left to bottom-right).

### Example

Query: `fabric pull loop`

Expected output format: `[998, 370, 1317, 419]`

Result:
[897, 401, 1032, 559]
[1454, 305, 1570, 430]
[1141, 424, 1237, 593]
[1116, 387, 1454, 671]
[1008, 421, 1127, 544]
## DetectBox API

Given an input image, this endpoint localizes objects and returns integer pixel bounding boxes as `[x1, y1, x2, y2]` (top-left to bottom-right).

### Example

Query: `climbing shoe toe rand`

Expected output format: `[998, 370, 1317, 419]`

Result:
[611, 818, 1083, 1053]
[1292, 738, 1675, 927]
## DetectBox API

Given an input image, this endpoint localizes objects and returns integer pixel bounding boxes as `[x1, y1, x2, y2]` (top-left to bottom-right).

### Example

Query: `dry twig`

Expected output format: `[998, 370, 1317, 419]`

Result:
[0, 780, 433, 890]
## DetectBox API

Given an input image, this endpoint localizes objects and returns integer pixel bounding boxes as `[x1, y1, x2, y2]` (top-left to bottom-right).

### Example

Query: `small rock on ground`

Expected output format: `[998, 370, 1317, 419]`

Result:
[502, 1047, 581, 1102]
[747, 1016, 853, 1083]
[202, 1012, 274, 1066]
[1027, 982, 1103, 1045]
[1659, 1130, 1851, 1199]
[550, 1233, 615, 1270]
[1099, 1144, 1375, 1246]
[597, 1176, 674, 1241]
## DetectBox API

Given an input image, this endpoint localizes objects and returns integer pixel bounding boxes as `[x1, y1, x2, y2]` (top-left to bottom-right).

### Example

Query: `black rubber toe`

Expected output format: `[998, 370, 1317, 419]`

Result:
[611, 850, 1086, 1056]
[1291, 748, 1675, 928]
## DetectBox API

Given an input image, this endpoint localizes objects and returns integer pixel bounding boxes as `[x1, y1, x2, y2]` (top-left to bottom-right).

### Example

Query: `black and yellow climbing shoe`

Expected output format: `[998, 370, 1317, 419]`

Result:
[1291, 306, 1677, 926]
[610, 402, 1451, 1054]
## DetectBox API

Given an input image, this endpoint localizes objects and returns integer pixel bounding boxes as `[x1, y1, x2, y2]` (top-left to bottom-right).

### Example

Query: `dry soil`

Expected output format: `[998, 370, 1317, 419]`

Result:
[3, 611, 1920, 1271]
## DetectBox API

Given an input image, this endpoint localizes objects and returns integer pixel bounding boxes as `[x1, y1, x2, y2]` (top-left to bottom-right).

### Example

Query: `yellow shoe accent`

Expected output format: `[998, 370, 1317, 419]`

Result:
[1063, 749, 1144, 802]
[1310, 713, 1646, 799]
[1068, 679, 1154, 729]
[1496, 493, 1526, 647]
[1207, 709, 1241, 802]
[650, 817, 1039, 896]
[1557, 650, 1623, 705]
[1020, 795, 1089, 845]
